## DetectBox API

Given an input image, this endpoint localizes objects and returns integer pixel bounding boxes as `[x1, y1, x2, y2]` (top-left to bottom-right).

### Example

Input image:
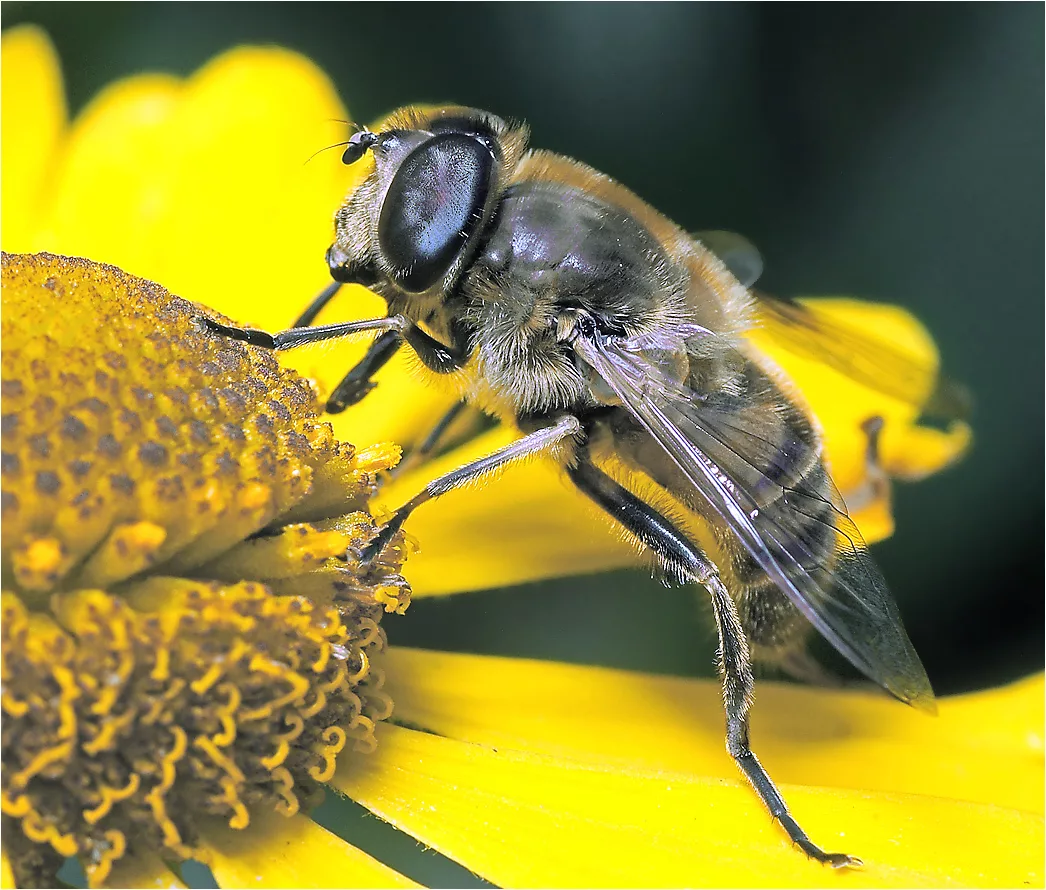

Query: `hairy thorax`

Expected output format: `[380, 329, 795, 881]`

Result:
[457, 162, 703, 421]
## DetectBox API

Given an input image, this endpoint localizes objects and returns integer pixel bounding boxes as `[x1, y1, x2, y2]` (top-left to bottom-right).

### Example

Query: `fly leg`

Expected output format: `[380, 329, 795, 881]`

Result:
[566, 454, 860, 868]
[707, 576, 859, 867]
[207, 279, 392, 410]
[411, 400, 468, 462]
[390, 400, 486, 480]
[292, 280, 342, 327]
[291, 320, 467, 412]
[360, 414, 582, 564]
[202, 312, 469, 412]
[329, 323, 469, 417]
[201, 314, 408, 350]
[202, 311, 411, 416]
[288, 280, 404, 411]
[326, 330, 403, 412]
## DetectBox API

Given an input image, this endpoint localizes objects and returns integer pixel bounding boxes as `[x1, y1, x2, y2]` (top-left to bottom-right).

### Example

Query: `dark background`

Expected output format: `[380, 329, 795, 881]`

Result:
[4, 2, 1042, 693]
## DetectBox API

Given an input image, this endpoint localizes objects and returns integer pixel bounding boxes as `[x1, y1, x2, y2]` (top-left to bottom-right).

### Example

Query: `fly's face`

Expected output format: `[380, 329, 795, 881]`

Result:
[327, 107, 529, 322]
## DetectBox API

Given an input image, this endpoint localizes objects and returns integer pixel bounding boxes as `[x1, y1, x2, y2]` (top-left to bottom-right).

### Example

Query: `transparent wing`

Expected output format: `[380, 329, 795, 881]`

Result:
[693, 230, 764, 288]
[574, 329, 935, 710]
[755, 293, 971, 421]
[691, 228, 968, 420]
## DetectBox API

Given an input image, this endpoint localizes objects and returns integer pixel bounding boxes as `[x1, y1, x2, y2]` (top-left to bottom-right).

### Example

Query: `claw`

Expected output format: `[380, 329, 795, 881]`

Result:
[827, 853, 863, 869]
[327, 380, 376, 414]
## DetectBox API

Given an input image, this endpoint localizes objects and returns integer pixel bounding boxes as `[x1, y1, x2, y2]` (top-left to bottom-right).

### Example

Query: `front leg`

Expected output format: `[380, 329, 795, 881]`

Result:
[403, 321, 469, 375]
[201, 314, 407, 350]
[324, 321, 469, 413]
[202, 313, 468, 410]
[326, 321, 470, 412]
[327, 330, 403, 413]
[292, 280, 342, 328]
[566, 454, 859, 868]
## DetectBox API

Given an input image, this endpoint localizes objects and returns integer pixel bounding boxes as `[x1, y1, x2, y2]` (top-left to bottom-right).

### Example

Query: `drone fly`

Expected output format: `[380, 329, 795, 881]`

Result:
[205, 106, 967, 865]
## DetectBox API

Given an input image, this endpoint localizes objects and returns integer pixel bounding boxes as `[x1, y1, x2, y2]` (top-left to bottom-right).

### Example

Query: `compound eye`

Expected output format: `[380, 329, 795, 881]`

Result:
[378, 133, 494, 293]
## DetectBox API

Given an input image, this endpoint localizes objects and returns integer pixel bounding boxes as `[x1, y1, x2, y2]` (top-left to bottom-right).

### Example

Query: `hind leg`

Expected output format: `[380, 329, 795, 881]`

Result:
[567, 454, 859, 867]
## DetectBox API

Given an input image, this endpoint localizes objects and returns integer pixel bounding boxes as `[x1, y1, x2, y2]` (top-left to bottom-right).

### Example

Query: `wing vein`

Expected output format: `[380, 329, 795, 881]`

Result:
[573, 326, 933, 707]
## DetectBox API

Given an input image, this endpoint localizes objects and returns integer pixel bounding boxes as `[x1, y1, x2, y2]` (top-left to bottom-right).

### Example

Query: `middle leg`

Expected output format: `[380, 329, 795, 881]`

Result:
[361, 414, 582, 563]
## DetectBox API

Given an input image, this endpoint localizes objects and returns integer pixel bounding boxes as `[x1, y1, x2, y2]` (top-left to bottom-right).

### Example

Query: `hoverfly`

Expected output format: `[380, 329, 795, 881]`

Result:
[204, 106, 967, 865]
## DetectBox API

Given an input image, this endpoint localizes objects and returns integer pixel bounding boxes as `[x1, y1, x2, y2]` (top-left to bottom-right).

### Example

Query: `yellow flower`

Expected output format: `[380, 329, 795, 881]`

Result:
[2, 24, 1040, 889]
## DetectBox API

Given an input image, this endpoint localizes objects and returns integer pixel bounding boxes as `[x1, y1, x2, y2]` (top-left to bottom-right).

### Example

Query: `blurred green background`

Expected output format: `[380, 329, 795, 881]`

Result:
[4, 1, 1041, 690]
[3, 3, 1042, 886]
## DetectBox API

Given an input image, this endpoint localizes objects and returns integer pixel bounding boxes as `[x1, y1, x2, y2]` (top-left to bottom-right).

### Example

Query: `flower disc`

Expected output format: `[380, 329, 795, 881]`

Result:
[1, 252, 409, 887]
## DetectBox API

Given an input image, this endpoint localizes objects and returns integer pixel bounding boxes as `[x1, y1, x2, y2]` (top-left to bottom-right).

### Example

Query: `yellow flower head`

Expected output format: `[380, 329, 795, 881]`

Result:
[1, 23, 1041, 890]
[1, 252, 408, 885]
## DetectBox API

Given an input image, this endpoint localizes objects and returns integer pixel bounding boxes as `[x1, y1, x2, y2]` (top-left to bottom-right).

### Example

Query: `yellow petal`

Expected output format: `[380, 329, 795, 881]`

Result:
[848, 493, 895, 544]
[0, 852, 13, 890]
[146, 48, 347, 321]
[201, 811, 419, 889]
[386, 649, 1044, 814]
[382, 426, 640, 596]
[1, 25, 66, 251]
[34, 47, 346, 325]
[749, 298, 970, 497]
[336, 722, 1043, 888]
[880, 419, 973, 481]
[39, 74, 183, 274]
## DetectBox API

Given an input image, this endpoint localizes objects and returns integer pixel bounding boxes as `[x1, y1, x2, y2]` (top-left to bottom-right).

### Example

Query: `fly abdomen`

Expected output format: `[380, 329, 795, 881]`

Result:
[701, 360, 843, 659]
[730, 459, 839, 658]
